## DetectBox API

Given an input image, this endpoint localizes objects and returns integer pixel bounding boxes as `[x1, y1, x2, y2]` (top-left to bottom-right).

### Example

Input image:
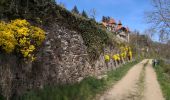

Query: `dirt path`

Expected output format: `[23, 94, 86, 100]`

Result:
[143, 60, 165, 100]
[99, 59, 147, 100]
[99, 59, 165, 100]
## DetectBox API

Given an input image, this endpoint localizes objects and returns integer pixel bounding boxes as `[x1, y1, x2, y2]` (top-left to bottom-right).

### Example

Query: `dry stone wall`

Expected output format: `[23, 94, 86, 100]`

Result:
[0, 23, 120, 99]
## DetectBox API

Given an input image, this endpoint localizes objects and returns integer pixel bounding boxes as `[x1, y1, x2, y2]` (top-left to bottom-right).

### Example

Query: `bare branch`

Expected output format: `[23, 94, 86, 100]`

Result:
[145, 0, 170, 42]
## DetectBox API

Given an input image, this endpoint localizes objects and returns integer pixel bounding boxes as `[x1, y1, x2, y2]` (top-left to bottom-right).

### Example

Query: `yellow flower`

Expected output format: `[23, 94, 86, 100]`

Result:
[0, 19, 45, 61]
[113, 55, 116, 60]
[117, 54, 120, 61]
[121, 53, 124, 57]
[30, 26, 45, 45]
[105, 55, 110, 62]
[19, 37, 27, 46]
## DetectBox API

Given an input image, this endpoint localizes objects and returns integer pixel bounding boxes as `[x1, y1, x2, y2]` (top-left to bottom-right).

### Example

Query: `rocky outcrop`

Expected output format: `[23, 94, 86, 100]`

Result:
[0, 23, 119, 99]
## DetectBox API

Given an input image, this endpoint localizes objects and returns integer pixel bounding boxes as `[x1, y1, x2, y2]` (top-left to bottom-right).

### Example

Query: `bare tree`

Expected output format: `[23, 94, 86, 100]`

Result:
[145, 0, 170, 42]
[143, 28, 156, 40]
[89, 8, 97, 20]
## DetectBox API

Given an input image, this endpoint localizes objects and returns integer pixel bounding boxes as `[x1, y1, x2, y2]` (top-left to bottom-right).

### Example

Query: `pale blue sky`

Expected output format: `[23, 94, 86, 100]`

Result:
[56, 0, 158, 41]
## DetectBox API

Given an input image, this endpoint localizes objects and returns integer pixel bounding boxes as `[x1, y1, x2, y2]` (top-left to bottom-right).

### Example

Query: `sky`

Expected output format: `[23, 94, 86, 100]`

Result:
[56, 0, 158, 41]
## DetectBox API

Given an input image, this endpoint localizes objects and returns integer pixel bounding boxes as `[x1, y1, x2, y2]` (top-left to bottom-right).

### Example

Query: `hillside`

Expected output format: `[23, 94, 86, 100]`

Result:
[0, 1, 130, 99]
[1, 1, 170, 100]
[1, 1, 118, 60]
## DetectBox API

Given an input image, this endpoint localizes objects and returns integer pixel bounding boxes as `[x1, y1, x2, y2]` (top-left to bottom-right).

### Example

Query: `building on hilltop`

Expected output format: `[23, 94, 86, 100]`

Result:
[101, 18, 130, 42]
[102, 18, 116, 31]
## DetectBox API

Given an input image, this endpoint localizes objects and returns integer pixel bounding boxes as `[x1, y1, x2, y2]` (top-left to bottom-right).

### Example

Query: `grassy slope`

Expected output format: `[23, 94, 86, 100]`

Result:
[1, 3, 119, 61]
[17, 60, 139, 100]
[53, 5, 119, 61]
[154, 60, 170, 100]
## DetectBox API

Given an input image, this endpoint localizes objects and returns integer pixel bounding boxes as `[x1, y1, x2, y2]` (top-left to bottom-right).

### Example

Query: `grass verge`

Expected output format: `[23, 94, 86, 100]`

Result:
[135, 60, 148, 99]
[154, 60, 170, 100]
[19, 60, 139, 100]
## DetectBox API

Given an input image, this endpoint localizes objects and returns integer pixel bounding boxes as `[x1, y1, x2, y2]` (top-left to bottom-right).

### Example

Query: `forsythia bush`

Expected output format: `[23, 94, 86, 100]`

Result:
[128, 47, 132, 60]
[105, 46, 133, 63]
[0, 19, 45, 61]
[104, 55, 110, 62]
[112, 54, 120, 61]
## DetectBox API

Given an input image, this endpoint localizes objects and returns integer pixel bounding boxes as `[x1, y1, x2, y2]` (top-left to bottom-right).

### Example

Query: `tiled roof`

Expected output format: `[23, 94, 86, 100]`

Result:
[108, 18, 116, 24]
[116, 26, 130, 34]
[116, 25, 122, 31]
[101, 17, 130, 33]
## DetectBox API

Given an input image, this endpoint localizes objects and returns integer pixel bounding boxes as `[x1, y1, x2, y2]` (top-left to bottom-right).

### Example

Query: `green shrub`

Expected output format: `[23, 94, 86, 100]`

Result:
[155, 59, 170, 100]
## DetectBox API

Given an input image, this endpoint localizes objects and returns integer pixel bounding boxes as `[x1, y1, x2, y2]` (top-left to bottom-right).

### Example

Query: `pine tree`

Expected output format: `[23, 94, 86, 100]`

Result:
[106, 16, 110, 22]
[102, 16, 106, 22]
[71, 5, 79, 14]
[82, 10, 88, 18]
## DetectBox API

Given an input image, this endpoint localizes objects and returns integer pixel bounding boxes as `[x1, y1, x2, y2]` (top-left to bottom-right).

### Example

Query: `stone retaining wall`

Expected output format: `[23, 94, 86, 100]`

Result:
[0, 23, 122, 99]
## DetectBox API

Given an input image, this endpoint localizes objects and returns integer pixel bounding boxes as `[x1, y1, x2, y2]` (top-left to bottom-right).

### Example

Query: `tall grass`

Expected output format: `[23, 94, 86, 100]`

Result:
[154, 60, 170, 100]
[18, 60, 139, 100]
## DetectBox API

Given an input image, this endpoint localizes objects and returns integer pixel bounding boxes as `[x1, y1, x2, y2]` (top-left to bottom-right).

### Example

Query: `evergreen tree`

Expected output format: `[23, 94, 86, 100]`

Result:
[102, 16, 106, 22]
[82, 10, 88, 18]
[102, 16, 111, 22]
[71, 5, 79, 14]
[106, 16, 110, 22]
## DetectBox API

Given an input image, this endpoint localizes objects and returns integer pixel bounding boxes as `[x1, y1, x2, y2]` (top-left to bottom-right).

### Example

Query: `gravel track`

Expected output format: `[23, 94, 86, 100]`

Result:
[99, 59, 165, 100]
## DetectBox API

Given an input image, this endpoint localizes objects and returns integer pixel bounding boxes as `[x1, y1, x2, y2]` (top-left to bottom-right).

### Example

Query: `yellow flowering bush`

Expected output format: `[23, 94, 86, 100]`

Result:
[111, 46, 133, 62]
[30, 26, 46, 46]
[121, 53, 124, 58]
[104, 46, 133, 63]
[128, 47, 133, 60]
[117, 54, 120, 61]
[0, 21, 17, 53]
[119, 46, 133, 60]
[112, 54, 120, 61]
[112, 55, 117, 61]
[0, 19, 45, 61]
[104, 55, 110, 62]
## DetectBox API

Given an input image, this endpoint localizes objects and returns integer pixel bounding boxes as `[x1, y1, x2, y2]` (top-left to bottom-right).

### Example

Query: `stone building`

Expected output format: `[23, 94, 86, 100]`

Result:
[102, 18, 130, 42]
